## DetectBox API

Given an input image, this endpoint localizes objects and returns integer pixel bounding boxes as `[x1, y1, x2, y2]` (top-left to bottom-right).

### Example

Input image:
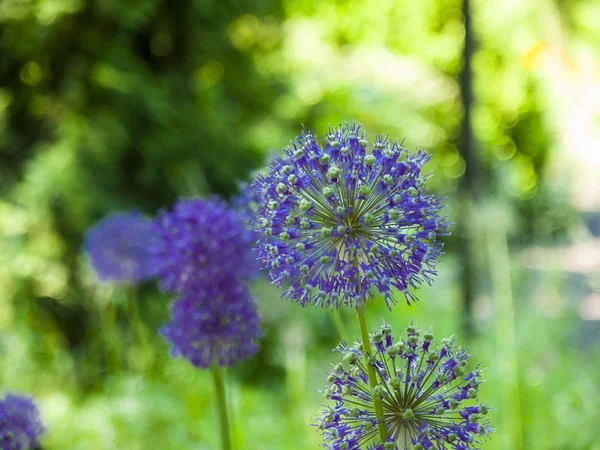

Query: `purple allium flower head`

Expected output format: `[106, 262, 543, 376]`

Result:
[84, 211, 157, 283]
[150, 197, 258, 293]
[316, 324, 494, 449]
[0, 393, 45, 450]
[160, 277, 262, 369]
[253, 123, 449, 309]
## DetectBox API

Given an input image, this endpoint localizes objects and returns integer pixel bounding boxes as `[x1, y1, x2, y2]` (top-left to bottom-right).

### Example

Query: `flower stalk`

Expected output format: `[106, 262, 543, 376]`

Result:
[357, 305, 388, 443]
[211, 364, 232, 450]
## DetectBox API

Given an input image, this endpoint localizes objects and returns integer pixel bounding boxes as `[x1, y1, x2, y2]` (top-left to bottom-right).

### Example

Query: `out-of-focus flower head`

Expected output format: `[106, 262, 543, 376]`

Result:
[253, 122, 449, 309]
[150, 197, 258, 293]
[161, 277, 262, 368]
[84, 210, 157, 283]
[0, 393, 45, 450]
[316, 324, 494, 449]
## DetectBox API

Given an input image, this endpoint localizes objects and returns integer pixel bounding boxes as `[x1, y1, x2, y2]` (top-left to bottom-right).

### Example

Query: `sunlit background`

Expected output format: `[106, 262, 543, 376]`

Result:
[1, 0, 600, 448]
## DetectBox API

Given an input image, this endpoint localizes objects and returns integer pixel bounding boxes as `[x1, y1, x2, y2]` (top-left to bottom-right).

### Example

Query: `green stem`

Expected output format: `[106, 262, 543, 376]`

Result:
[210, 364, 232, 450]
[357, 306, 388, 443]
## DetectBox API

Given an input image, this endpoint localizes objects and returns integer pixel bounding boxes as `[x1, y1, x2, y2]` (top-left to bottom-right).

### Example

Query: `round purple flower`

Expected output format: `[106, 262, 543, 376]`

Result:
[316, 324, 494, 449]
[161, 277, 262, 369]
[253, 122, 449, 309]
[0, 393, 45, 450]
[150, 197, 258, 293]
[84, 210, 157, 283]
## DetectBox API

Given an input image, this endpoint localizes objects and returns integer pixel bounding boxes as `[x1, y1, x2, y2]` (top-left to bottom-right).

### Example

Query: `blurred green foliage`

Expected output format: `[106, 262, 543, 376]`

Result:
[1, 0, 599, 449]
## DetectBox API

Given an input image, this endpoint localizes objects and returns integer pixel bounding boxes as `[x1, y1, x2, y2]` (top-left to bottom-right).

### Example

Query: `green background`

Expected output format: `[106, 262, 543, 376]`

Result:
[1, 0, 599, 449]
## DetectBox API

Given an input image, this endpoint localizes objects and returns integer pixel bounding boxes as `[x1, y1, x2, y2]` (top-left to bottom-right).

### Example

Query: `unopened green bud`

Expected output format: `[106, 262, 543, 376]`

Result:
[322, 186, 335, 198]
[279, 231, 289, 241]
[336, 206, 345, 215]
[327, 374, 335, 383]
[362, 421, 373, 430]
[364, 213, 374, 224]
[363, 154, 376, 166]
[448, 433, 457, 443]
[424, 331, 434, 341]
[413, 444, 424, 450]
[372, 385, 384, 399]
[340, 146, 349, 155]
[435, 407, 445, 415]
[393, 194, 402, 204]
[388, 208, 400, 221]
[359, 139, 368, 147]
[343, 352, 356, 364]
[320, 256, 330, 265]
[342, 385, 352, 396]
[390, 377, 401, 390]
[299, 199, 311, 211]
[330, 140, 341, 149]
[407, 186, 418, 197]
[337, 225, 346, 235]
[454, 366, 466, 377]
[286, 215, 295, 226]
[402, 408, 415, 420]
[449, 399, 459, 409]
[387, 346, 399, 357]
[383, 174, 393, 185]
[428, 352, 439, 362]
[287, 174, 297, 184]
[320, 154, 331, 164]
[294, 149, 304, 159]
[268, 200, 279, 210]
[285, 256, 293, 264]
[282, 165, 292, 174]
[468, 388, 478, 399]
[321, 227, 332, 238]
[276, 182, 287, 193]
[350, 408, 360, 417]
[359, 185, 370, 197]
[438, 373, 449, 384]
[480, 405, 489, 415]
[327, 165, 341, 179]
[300, 219, 310, 230]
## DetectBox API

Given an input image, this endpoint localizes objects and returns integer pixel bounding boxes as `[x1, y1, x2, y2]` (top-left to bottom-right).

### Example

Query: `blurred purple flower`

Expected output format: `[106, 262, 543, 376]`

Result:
[161, 277, 262, 368]
[84, 211, 157, 283]
[0, 393, 45, 450]
[150, 197, 259, 293]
